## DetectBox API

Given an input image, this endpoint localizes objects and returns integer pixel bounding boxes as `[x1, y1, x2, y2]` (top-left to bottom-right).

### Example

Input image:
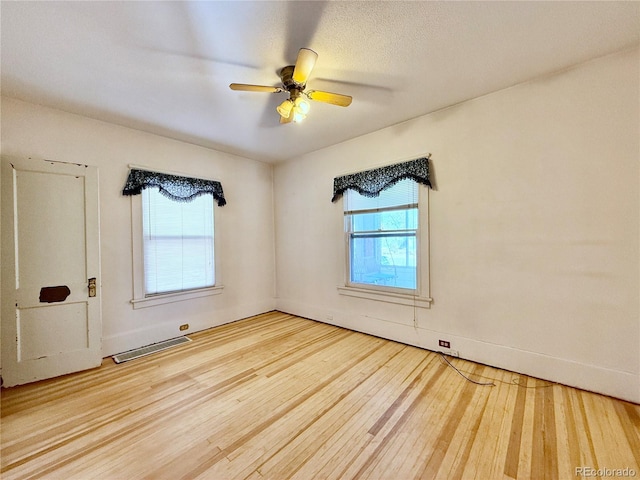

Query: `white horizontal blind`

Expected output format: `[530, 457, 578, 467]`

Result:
[344, 178, 418, 213]
[142, 188, 214, 295]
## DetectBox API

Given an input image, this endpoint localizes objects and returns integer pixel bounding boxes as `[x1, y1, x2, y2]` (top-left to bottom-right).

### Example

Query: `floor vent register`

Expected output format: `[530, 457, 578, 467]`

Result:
[112, 336, 192, 364]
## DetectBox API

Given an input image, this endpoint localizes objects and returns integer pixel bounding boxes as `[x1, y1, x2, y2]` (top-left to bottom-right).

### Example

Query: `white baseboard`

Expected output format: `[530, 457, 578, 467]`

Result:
[103, 300, 276, 357]
[276, 298, 640, 404]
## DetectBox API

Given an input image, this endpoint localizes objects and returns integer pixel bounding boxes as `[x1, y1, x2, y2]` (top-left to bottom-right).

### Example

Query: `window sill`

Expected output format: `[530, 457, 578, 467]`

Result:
[337, 285, 432, 308]
[131, 285, 224, 309]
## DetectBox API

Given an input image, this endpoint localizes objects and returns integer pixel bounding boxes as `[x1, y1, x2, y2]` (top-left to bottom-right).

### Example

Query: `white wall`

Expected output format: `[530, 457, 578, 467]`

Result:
[2, 48, 638, 403]
[1, 97, 276, 357]
[274, 48, 640, 403]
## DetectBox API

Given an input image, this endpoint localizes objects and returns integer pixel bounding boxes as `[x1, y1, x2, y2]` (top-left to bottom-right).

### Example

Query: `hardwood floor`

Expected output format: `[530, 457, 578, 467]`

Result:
[2, 311, 639, 479]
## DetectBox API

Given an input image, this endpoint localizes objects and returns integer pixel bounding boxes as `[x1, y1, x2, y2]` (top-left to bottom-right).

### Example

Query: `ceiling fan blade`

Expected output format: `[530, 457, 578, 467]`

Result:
[307, 90, 353, 107]
[229, 83, 284, 93]
[292, 48, 318, 85]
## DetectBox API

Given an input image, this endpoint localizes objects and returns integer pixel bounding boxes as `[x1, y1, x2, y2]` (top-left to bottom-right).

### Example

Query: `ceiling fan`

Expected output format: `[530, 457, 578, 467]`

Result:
[229, 48, 352, 124]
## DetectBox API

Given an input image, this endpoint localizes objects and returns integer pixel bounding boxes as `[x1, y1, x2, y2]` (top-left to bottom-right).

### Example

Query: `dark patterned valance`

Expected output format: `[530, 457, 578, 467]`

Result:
[122, 169, 226, 206]
[331, 157, 432, 202]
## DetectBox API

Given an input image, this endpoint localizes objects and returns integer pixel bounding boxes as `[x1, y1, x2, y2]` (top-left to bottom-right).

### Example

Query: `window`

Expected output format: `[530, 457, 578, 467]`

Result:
[345, 179, 419, 292]
[332, 157, 432, 307]
[142, 188, 215, 295]
[124, 167, 225, 308]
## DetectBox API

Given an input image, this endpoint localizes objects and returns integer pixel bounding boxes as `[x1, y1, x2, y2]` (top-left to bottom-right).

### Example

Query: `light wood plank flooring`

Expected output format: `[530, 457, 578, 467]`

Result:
[2, 311, 639, 479]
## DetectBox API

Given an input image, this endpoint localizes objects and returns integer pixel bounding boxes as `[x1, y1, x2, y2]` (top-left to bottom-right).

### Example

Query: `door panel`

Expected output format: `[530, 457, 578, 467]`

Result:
[18, 303, 89, 361]
[1, 157, 102, 386]
[16, 170, 87, 286]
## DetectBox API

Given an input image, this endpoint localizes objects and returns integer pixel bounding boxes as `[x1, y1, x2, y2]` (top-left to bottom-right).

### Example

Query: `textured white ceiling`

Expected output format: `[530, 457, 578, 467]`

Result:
[2, 1, 639, 163]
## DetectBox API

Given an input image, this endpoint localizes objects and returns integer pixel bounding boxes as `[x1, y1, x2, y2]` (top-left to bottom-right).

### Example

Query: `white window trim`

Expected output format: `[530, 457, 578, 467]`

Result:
[338, 185, 431, 308]
[337, 285, 432, 308]
[131, 285, 224, 309]
[129, 176, 223, 310]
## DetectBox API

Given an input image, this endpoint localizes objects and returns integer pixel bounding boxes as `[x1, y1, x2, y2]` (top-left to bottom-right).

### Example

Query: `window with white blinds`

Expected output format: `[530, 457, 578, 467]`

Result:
[344, 179, 419, 291]
[142, 187, 215, 295]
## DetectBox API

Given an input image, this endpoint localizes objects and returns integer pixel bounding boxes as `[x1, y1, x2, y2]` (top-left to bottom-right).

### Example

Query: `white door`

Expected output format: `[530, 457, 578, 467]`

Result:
[1, 157, 102, 386]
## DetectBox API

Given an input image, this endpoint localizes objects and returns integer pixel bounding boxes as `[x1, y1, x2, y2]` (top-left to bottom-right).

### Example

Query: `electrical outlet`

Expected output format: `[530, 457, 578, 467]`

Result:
[179, 324, 189, 331]
[438, 340, 450, 349]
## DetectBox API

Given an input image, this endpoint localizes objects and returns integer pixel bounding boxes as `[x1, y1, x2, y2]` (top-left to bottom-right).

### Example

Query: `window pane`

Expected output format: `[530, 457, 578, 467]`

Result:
[351, 208, 418, 232]
[350, 233, 417, 289]
[142, 188, 214, 295]
[344, 177, 420, 292]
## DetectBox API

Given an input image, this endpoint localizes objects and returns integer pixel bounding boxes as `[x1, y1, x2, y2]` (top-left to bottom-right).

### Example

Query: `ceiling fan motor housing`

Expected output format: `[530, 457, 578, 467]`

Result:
[280, 65, 302, 90]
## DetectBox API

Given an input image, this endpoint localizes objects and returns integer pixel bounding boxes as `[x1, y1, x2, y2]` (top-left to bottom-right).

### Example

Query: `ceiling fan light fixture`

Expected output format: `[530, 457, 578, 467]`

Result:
[294, 96, 310, 115]
[276, 99, 294, 118]
[292, 110, 306, 123]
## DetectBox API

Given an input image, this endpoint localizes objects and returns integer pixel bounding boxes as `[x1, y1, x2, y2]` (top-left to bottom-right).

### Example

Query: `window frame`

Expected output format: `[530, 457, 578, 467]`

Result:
[338, 184, 432, 308]
[345, 207, 420, 294]
[129, 173, 223, 309]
